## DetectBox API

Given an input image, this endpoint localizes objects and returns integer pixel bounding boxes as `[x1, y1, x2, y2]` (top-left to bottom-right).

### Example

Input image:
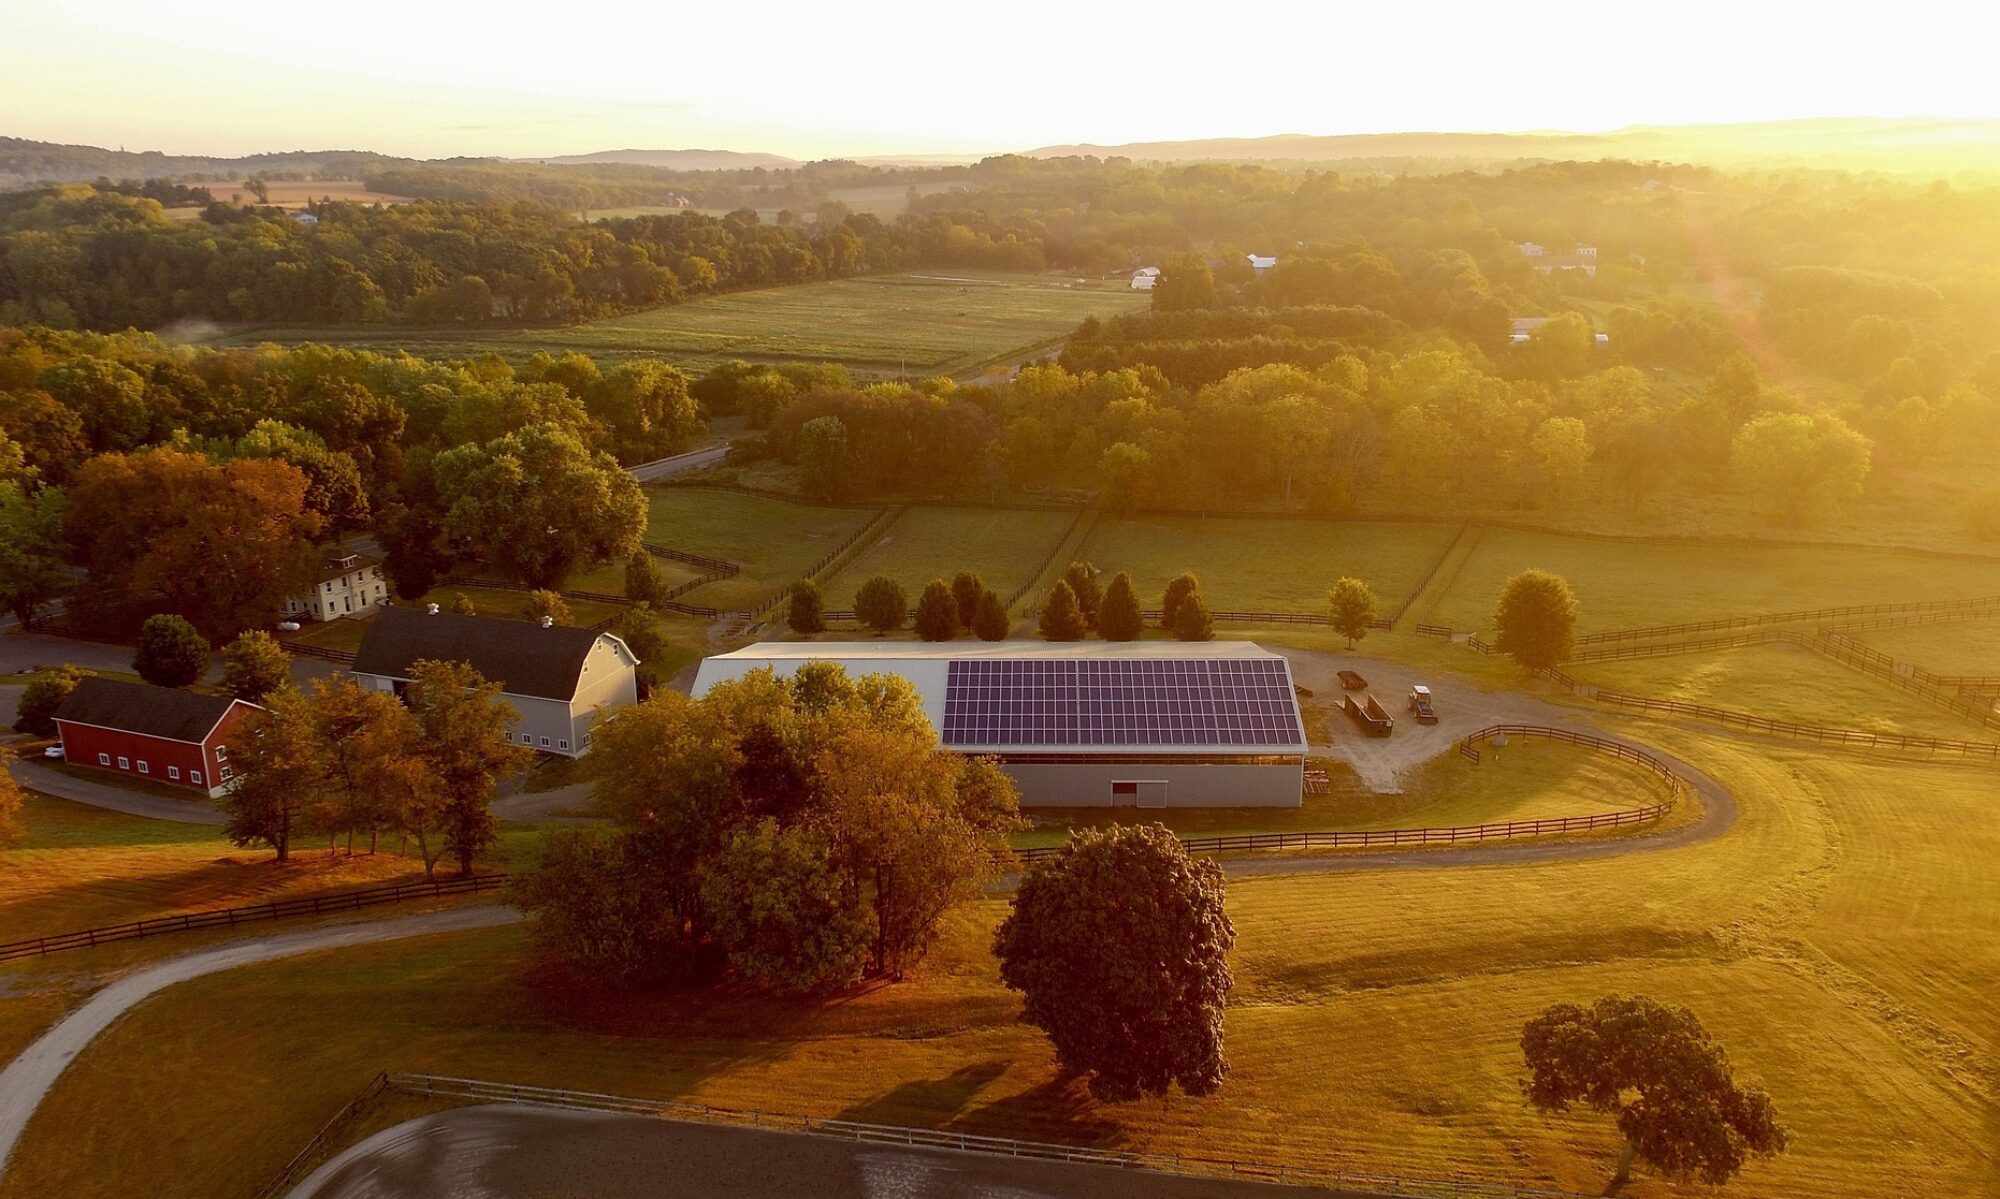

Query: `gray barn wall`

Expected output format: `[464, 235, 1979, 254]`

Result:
[1002, 761, 1303, 808]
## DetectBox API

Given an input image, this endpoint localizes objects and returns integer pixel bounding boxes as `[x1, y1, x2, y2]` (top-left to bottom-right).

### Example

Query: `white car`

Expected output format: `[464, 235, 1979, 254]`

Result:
[277, 621, 302, 632]
[43, 745, 64, 759]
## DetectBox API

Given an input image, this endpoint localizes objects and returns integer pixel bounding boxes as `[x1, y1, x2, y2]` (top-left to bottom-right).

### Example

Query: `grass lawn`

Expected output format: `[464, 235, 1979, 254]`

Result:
[1013, 741, 1671, 848]
[1076, 517, 1456, 615]
[11, 726, 1995, 1199]
[0, 796, 431, 945]
[1569, 643, 1996, 739]
[1851, 617, 2000, 676]
[646, 489, 882, 612]
[1423, 526, 2000, 636]
[820, 506, 1074, 610]
[566, 555, 710, 598]
[212, 272, 1147, 375]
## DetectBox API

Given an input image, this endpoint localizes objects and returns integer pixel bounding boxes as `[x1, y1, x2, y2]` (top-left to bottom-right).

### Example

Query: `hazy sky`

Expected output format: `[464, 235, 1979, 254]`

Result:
[7, 0, 1999, 159]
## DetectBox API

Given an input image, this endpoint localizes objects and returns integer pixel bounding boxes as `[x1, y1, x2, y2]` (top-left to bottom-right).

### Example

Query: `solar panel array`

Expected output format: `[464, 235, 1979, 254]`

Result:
[941, 657, 1304, 748]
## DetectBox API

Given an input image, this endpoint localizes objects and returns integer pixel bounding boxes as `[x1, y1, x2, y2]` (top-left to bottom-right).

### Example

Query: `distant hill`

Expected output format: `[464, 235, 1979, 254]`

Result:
[515, 148, 798, 170]
[0, 137, 405, 189]
[1024, 119, 2000, 175]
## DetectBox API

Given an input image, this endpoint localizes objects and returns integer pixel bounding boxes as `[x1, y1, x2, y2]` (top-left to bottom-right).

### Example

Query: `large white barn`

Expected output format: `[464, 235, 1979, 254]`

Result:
[692, 641, 1309, 808]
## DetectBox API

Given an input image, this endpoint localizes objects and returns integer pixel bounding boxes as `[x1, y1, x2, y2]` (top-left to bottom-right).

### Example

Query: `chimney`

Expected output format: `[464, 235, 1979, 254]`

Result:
[426, 603, 440, 615]
[540, 616, 554, 628]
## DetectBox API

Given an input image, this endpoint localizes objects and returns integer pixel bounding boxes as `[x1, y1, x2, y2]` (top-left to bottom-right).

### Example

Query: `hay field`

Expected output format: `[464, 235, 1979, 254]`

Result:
[219, 271, 1146, 374]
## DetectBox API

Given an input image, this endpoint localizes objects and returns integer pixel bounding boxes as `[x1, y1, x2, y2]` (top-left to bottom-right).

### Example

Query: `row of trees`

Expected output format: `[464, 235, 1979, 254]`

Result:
[222, 662, 530, 876]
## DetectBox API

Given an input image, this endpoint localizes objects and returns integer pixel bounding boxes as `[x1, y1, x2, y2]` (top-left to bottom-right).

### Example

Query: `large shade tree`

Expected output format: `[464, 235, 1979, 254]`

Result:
[1522, 995, 1787, 1192]
[433, 424, 646, 588]
[994, 823, 1235, 1101]
[1493, 570, 1580, 671]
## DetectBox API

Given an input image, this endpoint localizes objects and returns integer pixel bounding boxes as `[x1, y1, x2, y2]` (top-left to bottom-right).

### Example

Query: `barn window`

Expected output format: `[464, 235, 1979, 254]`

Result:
[98, 753, 110, 766]
[540, 737, 550, 747]
[1112, 782, 1139, 795]
[137, 761, 149, 774]
[168, 766, 180, 780]
[558, 739, 569, 750]
[219, 767, 233, 781]
[118, 756, 129, 770]
[214, 745, 229, 762]
[191, 771, 203, 785]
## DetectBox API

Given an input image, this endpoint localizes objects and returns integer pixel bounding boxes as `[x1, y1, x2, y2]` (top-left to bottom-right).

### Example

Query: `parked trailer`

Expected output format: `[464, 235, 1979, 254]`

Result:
[1337, 669, 1368, 691]
[1344, 692, 1394, 737]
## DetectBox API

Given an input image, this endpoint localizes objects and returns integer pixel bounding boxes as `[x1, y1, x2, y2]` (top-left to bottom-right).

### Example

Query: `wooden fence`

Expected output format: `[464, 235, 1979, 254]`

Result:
[253, 1072, 391, 1199]
[1569, 684, 2000, 760]
[749, 505, 905, 625]
[285, 641, 357, 665]
[379, 1073, 1608, 1199]
[0, 873, 510, 964]
[1575, 594, 2000, 646]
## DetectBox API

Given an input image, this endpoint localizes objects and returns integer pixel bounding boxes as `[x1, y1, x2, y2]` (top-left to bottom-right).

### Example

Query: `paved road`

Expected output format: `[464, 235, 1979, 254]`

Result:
[0, 906, 523, 1183]
[628, 444, 729, 483]
[288, 1105, 1347, 1199]
[6, 759, 227, 825]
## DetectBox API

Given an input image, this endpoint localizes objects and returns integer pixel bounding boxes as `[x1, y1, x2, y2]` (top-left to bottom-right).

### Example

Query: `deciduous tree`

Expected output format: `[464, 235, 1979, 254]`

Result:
[854, 576, 907, 634]
[914, 578, 960, 641]
[788, 578, 826, 634]
[1327, 577, 1377, 648]
[525, 589, 572, 626]
[1062, 561, 1102, 629]
[432, 425, 646, 588]
[0, 767, 22, 847]
[133, 613, 208, 688]
[0, 481, 68, 630]
[405, 659, 533, 874]
[219, 630, 290, 702]
[13, 665, 84, 736]
[994, 823, 1235, 1101]
[1730, 411, 1872, 525]
[1494, 570, 1579, 671]
[624, 553, 667, 605]
[701, 818, 871, 994]
[1522, 995, 1786, 1192]
[222, 686, 324, 862]
[376, 503, 448, 600]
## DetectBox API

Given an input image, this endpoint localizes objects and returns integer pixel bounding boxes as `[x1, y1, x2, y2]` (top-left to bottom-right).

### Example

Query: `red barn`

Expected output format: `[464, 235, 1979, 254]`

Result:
[53, 677, 261, 798]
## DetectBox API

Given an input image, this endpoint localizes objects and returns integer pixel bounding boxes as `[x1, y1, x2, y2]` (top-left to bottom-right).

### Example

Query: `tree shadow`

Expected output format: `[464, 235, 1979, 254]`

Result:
[954, 1072, 1129, 1148]
[835, 1060, 1009, 1126]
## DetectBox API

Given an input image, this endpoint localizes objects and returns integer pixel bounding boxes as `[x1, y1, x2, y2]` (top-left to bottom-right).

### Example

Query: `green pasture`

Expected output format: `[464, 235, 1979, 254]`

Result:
[1075, 516, 1456, 615]
[214, 271, 1145, 374]
[1571, 642, 1996, 739]
[1423, 526, 2000, 635]
[646, 488, 882, 612]
[1851, 617, 2000, 676]
[820, 506, 1074, 611]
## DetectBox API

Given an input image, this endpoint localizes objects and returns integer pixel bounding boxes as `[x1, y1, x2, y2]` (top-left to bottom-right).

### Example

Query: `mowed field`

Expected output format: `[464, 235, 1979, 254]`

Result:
[645, 488, 883, 612]
[8, 720, 1996, 1199]
[1420, 526, 2000, 635]
[217, 272, 1147, 374]
[1852, 616, 2000, 675]
[1569, 643, 2000, 739]
[591, 180, 966, 222]
[1078, 517, 1456, 614]
[820, 506, 1074, 610]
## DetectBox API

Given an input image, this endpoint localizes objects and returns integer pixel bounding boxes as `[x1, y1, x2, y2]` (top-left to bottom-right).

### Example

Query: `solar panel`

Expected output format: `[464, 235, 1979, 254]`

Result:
[941, 658, 1305, 748]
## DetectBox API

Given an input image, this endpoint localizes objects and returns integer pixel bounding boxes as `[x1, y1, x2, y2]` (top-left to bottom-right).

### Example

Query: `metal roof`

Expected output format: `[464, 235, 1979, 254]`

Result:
[352, 606, 620, 701]
[53, 677, 252, 744]
[693, 642, 1307, 755]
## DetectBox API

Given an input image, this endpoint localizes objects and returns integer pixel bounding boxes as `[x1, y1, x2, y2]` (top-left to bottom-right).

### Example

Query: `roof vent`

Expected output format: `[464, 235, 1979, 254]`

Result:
[540, 616, 554, 629]
[426, 603, 440, 615]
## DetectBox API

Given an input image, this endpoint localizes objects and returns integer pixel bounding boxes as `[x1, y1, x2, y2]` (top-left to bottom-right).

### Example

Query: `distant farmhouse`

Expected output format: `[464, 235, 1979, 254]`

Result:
[53, 677, 260, 797]
[284, 547, 387, 623]
[1511, 316, 1610, 344]
[1130, 266, 1160, 290]
[694, 641, 1309, 808]
[289, 211, 319, 226]
[1246, 254, 1278, 274]
[351, 606, 640, 757]
[1518, 242, 1598, 277]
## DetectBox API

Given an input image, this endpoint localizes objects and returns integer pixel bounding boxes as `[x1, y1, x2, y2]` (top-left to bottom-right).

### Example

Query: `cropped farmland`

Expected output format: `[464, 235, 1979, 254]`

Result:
[215, 271, 1147, 375]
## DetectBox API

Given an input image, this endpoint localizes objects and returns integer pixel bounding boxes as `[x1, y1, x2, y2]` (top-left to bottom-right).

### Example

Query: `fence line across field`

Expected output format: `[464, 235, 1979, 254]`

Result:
[353, 1072, 1613, 1199]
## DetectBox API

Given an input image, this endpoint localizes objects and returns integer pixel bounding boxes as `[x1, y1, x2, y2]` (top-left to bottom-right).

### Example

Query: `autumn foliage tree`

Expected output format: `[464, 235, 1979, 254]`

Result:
[63, 448, 321, 641]
[405, 658, 534, 875]
[219, 630, 290, 702]
[1522, 995, 1787, 1192]
[994, 823, 1236, 1100]
[1327, 576, 1377, 648]
[432, 424, 646, 588]
[0, 765, 24, 847]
